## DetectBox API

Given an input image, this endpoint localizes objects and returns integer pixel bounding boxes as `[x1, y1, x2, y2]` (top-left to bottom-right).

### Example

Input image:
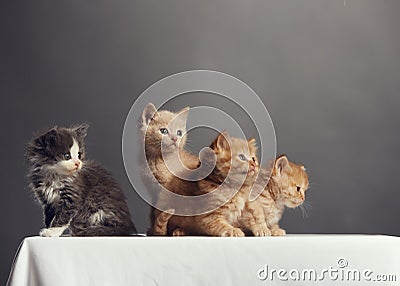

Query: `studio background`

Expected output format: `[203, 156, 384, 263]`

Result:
[1, 0, 399, 284]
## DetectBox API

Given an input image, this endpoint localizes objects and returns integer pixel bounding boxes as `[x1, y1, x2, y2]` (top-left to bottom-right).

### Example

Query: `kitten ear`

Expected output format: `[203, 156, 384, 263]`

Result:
[248, 138, 257, 149]
[248, 138, 256, 145]
[177, 106, 189, 123]
[72, 123, 89, 139]
[140, 103, 158, 128]
[36, 128, 58, 149]
[275, 154, 290, 175]
[213, 131, 231, 151]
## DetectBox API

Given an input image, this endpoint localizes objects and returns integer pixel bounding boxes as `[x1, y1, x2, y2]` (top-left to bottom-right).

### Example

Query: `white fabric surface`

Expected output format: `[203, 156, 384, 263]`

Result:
[7, 235, 400, 286]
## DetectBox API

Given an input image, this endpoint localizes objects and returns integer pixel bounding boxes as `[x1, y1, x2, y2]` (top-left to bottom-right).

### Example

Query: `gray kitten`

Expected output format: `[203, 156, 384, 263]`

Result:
[26, 124, 137, 236]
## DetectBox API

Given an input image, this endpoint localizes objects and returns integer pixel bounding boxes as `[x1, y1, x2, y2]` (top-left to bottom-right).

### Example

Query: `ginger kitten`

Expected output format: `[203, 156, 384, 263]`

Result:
[139, 103, 200, 234]
[152, 132, 269, 237]
[241, 155, 309, 236]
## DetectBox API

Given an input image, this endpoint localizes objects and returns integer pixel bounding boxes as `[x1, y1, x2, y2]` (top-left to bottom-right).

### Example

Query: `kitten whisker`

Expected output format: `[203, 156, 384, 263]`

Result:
[302, 201, 312, 209]
[299, 204, 309, 219]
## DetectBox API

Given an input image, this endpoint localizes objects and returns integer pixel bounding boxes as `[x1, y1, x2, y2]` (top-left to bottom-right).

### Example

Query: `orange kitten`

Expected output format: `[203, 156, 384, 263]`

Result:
[240, 155, 309, 236]
[138, 103, 200, 235]
[153, 132, 269, 237]
[139, 103, 200, 183]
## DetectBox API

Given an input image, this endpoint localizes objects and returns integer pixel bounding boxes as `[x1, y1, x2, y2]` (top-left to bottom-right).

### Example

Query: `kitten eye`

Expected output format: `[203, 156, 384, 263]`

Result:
[238, 154, 246, 161]
[78, 152, 82, 159]
[64, 153, 71, 160]
[159, 128, 169, 135]
[252, 157, 256, 163]
[296, 186, 301, 192]
[177, 130, 182, 136]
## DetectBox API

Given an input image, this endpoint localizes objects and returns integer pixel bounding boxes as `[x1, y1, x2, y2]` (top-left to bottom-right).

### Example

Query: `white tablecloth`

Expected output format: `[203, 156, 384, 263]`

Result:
[7, 235, 400, 286]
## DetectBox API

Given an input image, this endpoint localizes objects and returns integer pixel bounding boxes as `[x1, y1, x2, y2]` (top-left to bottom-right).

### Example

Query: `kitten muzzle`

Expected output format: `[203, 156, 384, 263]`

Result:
[288, 200, 304, 208]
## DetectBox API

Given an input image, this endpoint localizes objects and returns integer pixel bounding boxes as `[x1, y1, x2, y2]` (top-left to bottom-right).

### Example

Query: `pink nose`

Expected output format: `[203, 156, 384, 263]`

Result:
[171, 137, 177, 142]
[74, 161, 80, 168]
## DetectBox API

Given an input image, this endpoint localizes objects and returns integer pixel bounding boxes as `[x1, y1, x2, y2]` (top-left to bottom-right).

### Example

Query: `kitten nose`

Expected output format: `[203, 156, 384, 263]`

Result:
[171, 137, 177, 142]
[74, 161, 80, 168]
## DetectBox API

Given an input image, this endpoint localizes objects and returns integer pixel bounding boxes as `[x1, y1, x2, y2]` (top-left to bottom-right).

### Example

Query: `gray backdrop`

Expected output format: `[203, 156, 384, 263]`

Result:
[1, 0, 399, 284]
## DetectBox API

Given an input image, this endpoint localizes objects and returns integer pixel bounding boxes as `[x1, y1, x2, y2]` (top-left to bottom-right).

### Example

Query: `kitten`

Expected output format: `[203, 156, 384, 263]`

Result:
[240, 155, 309, 236]
[152, 132, 269, 237]
[26, 124, 137, 236]
[138, 103, 201, 235]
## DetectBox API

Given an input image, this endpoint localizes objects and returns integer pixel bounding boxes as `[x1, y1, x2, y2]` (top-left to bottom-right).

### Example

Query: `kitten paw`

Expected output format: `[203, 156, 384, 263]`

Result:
[222, 227, 245, 237]
[271, 228, 286, 236]
[172, 228, 188, 236]
[39, 226, 68, 237]
[252, 225, 271, 237]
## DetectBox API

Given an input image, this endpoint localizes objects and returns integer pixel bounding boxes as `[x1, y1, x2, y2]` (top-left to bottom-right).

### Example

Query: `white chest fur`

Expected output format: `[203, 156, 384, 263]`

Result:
[42, 186, 60, 203]
[38, 178, 70, 204]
